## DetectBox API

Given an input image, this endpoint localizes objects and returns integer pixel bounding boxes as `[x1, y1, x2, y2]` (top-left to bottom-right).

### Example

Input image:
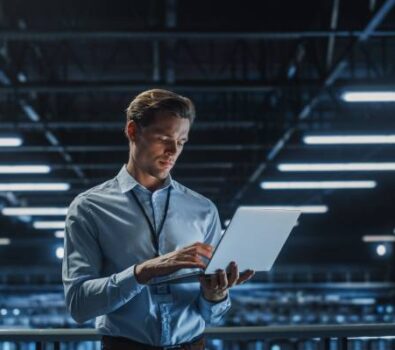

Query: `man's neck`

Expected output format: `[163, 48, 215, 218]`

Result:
[126, 163, 165, 192]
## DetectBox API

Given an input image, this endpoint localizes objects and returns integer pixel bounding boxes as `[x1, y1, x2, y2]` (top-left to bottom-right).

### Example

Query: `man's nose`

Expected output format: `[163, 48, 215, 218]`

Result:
[165, 140, 177, 154]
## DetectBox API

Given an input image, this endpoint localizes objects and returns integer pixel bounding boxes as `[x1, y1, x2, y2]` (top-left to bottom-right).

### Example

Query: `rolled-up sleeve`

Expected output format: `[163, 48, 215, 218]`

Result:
[197, 201, 231, 324]
[62, 195, 145, 324]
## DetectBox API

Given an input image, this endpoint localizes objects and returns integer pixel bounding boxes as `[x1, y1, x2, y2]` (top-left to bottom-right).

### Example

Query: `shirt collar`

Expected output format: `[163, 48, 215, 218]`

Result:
[116, 164, 174, 193]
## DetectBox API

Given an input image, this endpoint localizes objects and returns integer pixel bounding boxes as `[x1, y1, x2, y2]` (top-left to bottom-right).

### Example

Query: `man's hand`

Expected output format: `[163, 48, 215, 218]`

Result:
[134, 242, 212, 284]
[199, 262, 255, 302]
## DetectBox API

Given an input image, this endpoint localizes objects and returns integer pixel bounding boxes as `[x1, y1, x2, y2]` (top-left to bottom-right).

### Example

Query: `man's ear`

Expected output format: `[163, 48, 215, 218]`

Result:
[125, 120, 138, 142]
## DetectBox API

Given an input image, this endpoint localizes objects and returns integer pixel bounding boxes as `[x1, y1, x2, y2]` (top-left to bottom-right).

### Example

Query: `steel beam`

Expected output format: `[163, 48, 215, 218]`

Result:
[0, 82, 277, 94]
[1, 31, 395, 41]
[232, 0, 395, 205]
[0, 121, 266, 130]
[0, 144, 264, 152]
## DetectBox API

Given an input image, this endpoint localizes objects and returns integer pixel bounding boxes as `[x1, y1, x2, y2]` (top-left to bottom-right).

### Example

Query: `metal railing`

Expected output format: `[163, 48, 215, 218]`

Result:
[1, 324, 395, 349]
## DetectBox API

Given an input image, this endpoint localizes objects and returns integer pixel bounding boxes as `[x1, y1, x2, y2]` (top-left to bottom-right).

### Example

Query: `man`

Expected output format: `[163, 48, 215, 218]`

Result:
[62, 89, 254, 350]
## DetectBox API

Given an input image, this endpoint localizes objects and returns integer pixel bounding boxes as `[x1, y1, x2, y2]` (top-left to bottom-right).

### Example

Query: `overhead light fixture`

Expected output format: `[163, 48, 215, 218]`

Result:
[303, 135, 395, 145]
[55, 247, 64, 259]
[278, 163, 395, 172]
[0, 137, 22, 147]
[0, 183, 70, 191]
[2, 207, 68, 216]
[342, 91, 395, 102]
[259, 205, 328, 213]
[362, 235, 395, 242]
[54, 230, 65, 238]
[376, 244, 387, 256]
[33, 221, 65, 229]
[0, 165, 51, 174]
[0, 238, 11, 245]
[260, 181, 376, 190]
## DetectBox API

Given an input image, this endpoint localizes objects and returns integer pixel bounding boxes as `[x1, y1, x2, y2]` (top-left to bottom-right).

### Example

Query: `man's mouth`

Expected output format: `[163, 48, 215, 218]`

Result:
[159, 160, 174, 168]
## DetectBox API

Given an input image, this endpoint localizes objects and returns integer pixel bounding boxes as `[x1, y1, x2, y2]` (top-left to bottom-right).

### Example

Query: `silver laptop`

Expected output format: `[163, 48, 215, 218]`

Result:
[149, 206, 301, 285]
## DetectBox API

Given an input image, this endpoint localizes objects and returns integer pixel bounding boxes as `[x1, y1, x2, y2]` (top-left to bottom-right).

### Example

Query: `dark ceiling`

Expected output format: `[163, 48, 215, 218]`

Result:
[0, 0, 395, 279]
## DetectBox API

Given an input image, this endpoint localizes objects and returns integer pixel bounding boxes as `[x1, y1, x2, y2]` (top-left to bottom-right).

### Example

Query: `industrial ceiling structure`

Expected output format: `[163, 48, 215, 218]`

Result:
[0, 0, 395, 289]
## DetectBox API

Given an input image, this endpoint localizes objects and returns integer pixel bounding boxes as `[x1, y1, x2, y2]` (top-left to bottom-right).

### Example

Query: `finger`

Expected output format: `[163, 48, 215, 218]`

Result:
[173, 256, 207, 270]
[236, 270, 255, 285]
[187, 242, 213, 253]
[227, 262, 239, 287]
[184, 244, 213, 260]
[210, 273, 218, 290]
[199, 275, 210, 290]
[178, 252, 208, 268]
[217, 270, 228, 290]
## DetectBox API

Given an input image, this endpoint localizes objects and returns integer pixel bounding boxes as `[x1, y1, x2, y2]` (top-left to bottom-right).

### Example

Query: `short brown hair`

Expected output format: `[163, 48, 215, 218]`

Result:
[125, 89, 196, 127]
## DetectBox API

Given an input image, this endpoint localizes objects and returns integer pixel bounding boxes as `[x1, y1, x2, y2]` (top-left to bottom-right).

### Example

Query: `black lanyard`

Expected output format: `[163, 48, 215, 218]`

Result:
[131, 186, 171, 256]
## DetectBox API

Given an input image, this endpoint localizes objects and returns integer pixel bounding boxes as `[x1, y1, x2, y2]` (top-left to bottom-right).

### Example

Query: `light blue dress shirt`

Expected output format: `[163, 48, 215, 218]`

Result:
[62, 165, 231, 346]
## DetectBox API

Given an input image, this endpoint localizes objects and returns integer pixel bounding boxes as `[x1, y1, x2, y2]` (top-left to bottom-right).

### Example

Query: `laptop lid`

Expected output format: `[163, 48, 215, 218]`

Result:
[149, 207, 300, 284]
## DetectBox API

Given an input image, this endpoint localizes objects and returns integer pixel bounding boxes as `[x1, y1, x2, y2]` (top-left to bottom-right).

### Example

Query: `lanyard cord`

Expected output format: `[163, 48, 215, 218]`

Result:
[131, 186, 171, 256]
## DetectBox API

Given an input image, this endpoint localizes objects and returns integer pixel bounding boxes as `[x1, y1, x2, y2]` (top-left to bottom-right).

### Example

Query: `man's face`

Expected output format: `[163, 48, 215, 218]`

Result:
[130, 113, 190, 180]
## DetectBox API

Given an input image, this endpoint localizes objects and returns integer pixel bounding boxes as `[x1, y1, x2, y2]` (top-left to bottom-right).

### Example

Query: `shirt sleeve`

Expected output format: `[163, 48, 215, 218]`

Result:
[62, 195, 146, 324]
[197, 201, 231, 324]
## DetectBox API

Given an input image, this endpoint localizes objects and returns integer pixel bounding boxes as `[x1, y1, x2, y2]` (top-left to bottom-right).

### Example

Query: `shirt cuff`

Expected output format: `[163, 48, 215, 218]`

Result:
[198, 292, 231, 323]
[113, 264, 146, 302]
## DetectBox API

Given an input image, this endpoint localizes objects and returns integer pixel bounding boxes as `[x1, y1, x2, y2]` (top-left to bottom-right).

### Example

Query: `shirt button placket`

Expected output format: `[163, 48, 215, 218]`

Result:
[160, 303, 171, 345]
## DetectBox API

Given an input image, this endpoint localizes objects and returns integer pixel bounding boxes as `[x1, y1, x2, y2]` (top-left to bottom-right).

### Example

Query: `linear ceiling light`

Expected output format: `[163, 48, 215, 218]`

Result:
[259, 205, 328, 213]
[54, 230, 65, 238]
[2, 207, 68, 216]
[303, 135, 395, 144]
[0, 238, 11, 245]
[0, 183, 69, 191]
[33, 221, 65, 229]
[278, 163, 395, 172]
[362, 235, 395, 242]
[0, 137, 22, 147]
[0, 165, 51, 174]
[260, 181, 376, 190]
[342, 91, 395, 102]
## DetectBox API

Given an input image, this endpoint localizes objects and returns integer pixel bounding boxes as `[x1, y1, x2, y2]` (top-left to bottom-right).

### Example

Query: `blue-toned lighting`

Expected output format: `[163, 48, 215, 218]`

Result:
[0, 137, 22, 147]
[342, 91, 395, 102]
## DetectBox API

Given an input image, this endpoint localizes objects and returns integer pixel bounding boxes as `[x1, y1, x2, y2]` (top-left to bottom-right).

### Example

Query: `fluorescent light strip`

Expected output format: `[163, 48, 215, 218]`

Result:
[0, 165, 50, 174]
[0, 238, 11, 245]
[362, 235, 395, 242]
[54, 230, 65, 238]
[342, 91, 395, 102]
[0, 137, 22, 147]
[278, 163, 395, 172]
[33, 221, 65, 229]
[259, 205, 328, 213]
[0, 183, 69, 191]
[260, 181, 376, 190]
[2, 207, 68, 216]
[304, 135, 395, 144]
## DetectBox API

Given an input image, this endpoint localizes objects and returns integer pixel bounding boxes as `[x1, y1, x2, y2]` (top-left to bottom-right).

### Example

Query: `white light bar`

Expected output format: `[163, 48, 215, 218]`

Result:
[2, 207, 68, 216]
[342, 91, 395, 102]
[0, 183, 69, 191]
[54, 230, 65, 238]
[304, 135, 395, 145]
[0, 238, 11, 245]
[33, 221, 65, 229]
[259, 205, 328, 213]
[0, 165, 50, 174]
[278, 163, 395, 172]
[0, 137, 22, 147]
[260, 181, 376, 190]
[362, 235, 395, 242]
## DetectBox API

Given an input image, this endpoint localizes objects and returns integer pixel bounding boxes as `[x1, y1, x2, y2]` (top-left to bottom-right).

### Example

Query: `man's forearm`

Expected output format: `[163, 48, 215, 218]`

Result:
[64, 265, 145, 323]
